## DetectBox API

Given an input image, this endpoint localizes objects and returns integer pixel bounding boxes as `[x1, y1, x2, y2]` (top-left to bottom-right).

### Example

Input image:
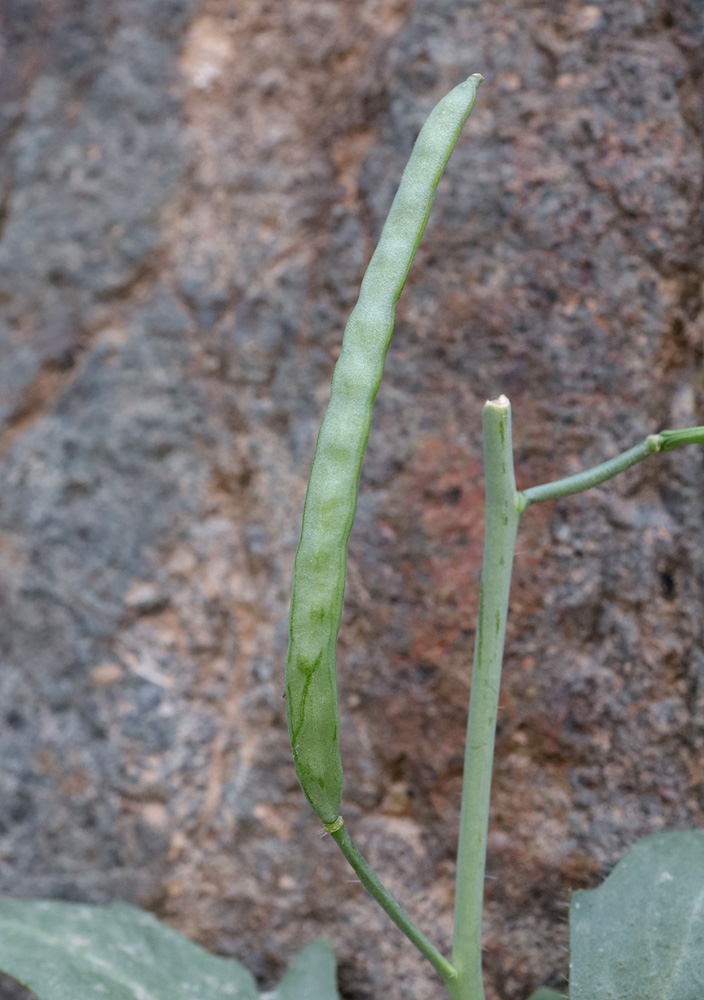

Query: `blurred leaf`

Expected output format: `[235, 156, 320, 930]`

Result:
[0, 899, 339, 1000]
[570, 830, 704, 1000]
[526, 990, 567, 1000]
[263, 939, 339, 1000]
[0, 899, 260, 1000]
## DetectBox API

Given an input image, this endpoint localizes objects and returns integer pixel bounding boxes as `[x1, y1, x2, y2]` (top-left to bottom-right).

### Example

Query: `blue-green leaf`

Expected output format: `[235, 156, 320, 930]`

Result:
[0, 899, 258, 1000]
[263, 939, 339, 1000]
[570, 830, 704, 1000]
[526, 990, 567, 1000]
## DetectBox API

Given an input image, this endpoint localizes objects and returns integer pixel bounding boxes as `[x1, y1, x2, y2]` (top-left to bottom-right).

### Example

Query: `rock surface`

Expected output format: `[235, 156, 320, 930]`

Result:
[0, 1, 702, 998]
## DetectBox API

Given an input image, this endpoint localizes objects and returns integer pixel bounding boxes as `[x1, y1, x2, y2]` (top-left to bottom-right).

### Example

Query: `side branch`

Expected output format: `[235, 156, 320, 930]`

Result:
[518, 426, 704, 511]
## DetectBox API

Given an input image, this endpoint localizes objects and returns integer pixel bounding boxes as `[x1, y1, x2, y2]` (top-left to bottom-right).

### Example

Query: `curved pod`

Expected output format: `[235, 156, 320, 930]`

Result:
[286, 75, 483, 824]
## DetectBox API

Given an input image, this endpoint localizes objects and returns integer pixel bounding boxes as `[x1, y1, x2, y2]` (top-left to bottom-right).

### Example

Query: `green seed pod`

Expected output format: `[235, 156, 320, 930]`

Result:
[286, 74, 483, 824]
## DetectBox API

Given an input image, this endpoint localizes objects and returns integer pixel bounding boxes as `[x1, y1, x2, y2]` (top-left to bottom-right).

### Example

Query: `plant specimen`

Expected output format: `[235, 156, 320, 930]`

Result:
[0, 75, 702, 1000]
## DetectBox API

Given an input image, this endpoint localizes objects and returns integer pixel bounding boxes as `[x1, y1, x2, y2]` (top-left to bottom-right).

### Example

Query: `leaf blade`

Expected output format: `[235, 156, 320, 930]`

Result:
[266, 939, 339, 1000]
[570, 830, 704, 1000]
[0, 899, 259, 1000]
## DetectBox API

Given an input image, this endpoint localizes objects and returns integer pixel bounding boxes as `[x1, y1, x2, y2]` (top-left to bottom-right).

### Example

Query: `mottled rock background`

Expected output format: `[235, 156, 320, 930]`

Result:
[0, 1, 702, 998]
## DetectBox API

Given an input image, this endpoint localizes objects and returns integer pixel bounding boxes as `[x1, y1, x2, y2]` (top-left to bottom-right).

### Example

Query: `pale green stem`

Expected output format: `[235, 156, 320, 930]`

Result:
[450, 396, 521, 1000]
[446, 417, 704, 1000]
[658, 425, 704, 450]
[519, 425, 704, 510]
[326, 817, 458, 986]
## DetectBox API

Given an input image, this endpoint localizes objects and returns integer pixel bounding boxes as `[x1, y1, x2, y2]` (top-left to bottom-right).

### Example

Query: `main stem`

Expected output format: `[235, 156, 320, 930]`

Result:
[450, 396, 521, 1000]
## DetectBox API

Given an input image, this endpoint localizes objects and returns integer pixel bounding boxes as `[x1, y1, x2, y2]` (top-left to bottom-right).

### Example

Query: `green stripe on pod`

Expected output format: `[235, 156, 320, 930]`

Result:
[286, 74, 483, 824]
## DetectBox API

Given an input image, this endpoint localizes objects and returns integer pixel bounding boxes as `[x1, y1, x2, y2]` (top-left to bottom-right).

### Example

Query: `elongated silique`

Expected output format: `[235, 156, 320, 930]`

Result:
[286, 74, 483, 824]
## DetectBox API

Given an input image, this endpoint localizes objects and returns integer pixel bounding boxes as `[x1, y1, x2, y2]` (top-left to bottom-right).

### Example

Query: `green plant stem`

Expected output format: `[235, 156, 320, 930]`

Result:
[658, 425, 704, 450]
[450, 396, 521, 1000]
[518, 425, 704, 510]
[327, 818, 458, 986]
